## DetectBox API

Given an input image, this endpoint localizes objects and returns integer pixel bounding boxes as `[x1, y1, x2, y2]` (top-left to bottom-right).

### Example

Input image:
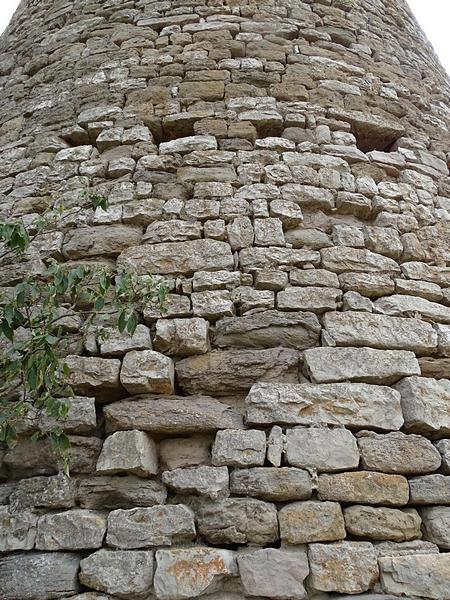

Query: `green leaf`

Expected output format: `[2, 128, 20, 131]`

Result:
[126, 311, 138, 335]
[118, 310, 127, 334]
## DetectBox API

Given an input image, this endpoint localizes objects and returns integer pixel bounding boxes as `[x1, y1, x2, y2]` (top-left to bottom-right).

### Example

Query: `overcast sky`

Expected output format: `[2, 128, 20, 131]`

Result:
[0, 0, 449, 74]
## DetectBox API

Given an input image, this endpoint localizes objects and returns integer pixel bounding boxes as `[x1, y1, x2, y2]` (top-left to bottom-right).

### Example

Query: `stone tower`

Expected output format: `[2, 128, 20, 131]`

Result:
[0, 0, 450, 598]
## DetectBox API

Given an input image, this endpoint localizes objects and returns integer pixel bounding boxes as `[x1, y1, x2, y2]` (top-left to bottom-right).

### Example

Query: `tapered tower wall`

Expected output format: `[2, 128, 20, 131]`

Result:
[0, 1, 450, 598]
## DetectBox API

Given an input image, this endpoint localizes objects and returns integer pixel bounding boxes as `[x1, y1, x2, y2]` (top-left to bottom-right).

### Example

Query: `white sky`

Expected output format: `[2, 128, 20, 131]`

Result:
[0, 0, 449, 74]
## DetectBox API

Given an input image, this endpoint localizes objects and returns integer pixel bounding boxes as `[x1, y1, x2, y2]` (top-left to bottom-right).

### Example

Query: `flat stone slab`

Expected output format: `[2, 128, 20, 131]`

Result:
[245, 382, 403, 431]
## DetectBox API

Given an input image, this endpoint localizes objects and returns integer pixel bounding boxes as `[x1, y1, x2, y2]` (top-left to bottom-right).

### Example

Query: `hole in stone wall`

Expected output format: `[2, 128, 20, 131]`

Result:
[352, 125, 403, 153]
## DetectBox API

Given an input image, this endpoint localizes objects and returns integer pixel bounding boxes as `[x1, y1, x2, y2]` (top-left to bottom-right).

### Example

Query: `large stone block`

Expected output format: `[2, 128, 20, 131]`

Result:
[175, 348, 299, 396]
[99, 325, 152, 357]
[395, 376, 450, 435]
[9, 474, 76, 511]
[409, 475, 450, 505]
[420, 507, 450, 549]
[117, 239, 233, 275]
[18, 396, 97, 436]
[77, 475, 167, 509]
[344, 506, 422, 541]
[303, 347, 420, 384]
[0, 506, 37, 551]
[63, 225, 142, 259]
[374, 294, 450, 324]
[65, 356, 123, 402]
[197, 498, 278, 544]
[286, 427, 360, 472]
[159, 435, 212, 470]
[120, 350, 175, 394]
[80, 549, 154, 599]
[106, 505, 196, 548]
[162, 466, 229, 500]
[279, 501, 345, 544]
[323, 311, 437, 354]
[212, 429, 266, 467]
[153, 318, 210, 356]
[0, 552, 81, 600]
[245, 382, 403, 431]
[96, 430, 158, 477]
[154, 547, 237, 600]
[36, 509, 107, 550]
[230, 467, 312, 501]
[318, 472, 409, 506]
[277, 287, 341, 313]
[321, 247, 400, 274]
[357, 430, 442, 474]
[379, 554, 450, 599]
[308, 541, 379, 594]
[239, 247, 320, 271]
[214, 310, 321, 350]
[237, 547, 309, 600]
[104, 395, 243, 434]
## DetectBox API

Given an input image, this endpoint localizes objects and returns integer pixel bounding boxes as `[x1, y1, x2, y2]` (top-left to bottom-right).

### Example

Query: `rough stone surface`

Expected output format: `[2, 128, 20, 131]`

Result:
[36, 509, 107, 551]
[106, 505, 196, 549]
[286, 427, 359, 472]
[357, 430, 442, 474]
[318, 472, 410, 506]
[420, 507, 450, 549]
[0, 506, 37, 552]
[0, 552, 81, 599]
[344, 506, 422, 541]
[120, 350, 175, 395]
[96, 430, 158, 477]
[379, 554, 450, 599]
[212, 429, 266, 467]
[395, 376, 450, 435]
[197, 498, 278, 545]
[230, 467, 311, 501]
[237, 547, 309, 599]
[79, 549, 154, 599]
[154, 547, 237, 600]
[162, 466, 229, 501]
[308, 542, 379, 594]
[246, 382, 403, 430]
[279, 501, 345, 544]
[409, 475, 450, 505]
[303, 347, 420, 384]
[77, 476, 167, 509]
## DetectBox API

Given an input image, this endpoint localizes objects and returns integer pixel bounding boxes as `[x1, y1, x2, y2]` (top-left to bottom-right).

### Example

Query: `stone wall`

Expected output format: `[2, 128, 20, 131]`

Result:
[0, 0, 450, 598]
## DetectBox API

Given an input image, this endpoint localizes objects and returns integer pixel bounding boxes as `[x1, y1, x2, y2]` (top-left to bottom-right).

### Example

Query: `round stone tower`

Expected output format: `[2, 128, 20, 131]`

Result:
[0, 0, 450, 598]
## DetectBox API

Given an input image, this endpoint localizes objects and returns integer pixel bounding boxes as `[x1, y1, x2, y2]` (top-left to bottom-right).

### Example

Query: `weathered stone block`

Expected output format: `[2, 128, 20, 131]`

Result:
[379, 554, 450, 599]
[230, 467, 312, 501]
[240, 247, 320, 271]
[245, 382, 403, 431]
[318, 472, 409, 506]
[0, 506, 37, 551]
[197, 498, 278, 544]
[153, 318, 210, 356]
[395, 376, 450, 435]
[214, 310, 321, 350]
[0, 552, 81, 600]
[120, 350, 175, 395]
[159, 435, 212, 470]
[9, 474, 75, 511]
[162, 466, 229, 500]
[66, 356, 123, 402]
[237, 547, 309, 599]
[279, 501, 345, 544]
[420, 507, 450, 549]
[375, 294, 450, 324]
[321, 247, 400, 274]
[436, 439, 450, 473]
[63, 225, 141, 259]
[106, 505, 196, 548]
[308, 541, 379, 594]
[77, 475, 167, 509]
[80, 549, 154, 599]
[154, 547, 237, 600]
[409, 475, 450, 505]
[99, 325, 152, 357]
[323, 311, 437, 353]
[357, 430, 442, 474]
[344, 505, 422, 541]
[212, 429, 266, 467]
[117, 239, 233, 276]
[96, 430, 158, 477]
[104, 395, 243, 435]
[36, 509, 107, 550]
[176, 348, 299, 396]
[286, 427, 359, 472]
[303, 347, 420, 384]
[277, 286, 341, 313]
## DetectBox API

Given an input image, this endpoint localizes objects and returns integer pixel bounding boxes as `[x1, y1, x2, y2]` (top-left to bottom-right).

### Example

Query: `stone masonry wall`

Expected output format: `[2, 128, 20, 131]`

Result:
[0, 0, 450, 598]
